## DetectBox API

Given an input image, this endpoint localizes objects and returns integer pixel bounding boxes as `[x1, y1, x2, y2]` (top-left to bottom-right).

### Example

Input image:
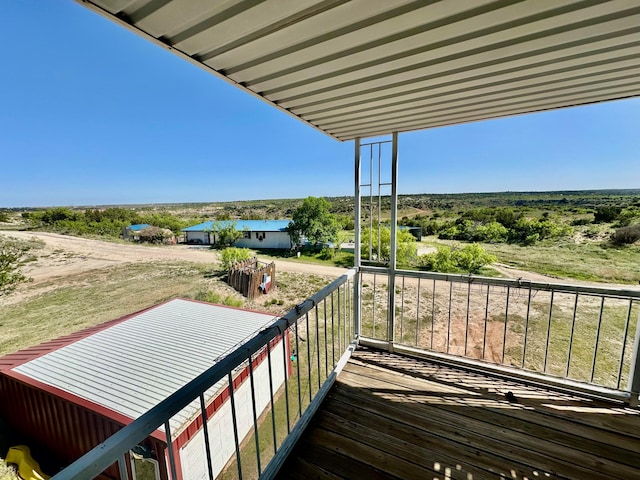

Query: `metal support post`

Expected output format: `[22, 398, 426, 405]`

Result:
[353, 137, 362, 339]
[627, 308, 640, 406]
[386, 132, 399, 350]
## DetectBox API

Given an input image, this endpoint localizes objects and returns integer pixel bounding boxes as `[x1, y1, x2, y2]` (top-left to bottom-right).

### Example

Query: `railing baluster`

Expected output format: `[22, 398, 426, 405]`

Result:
[400, 275, 405, 343]
[324, 298, 329, 378]
[372, 273, 377, 338]
[464, 282, 471, 356]
[267, 342, 277, 455]
[521, 286, 531, 367]
[483, 284, 490, 361]
[199, 393, 214, 480]
[502, 286, 510, 365]
[331, 291, 336, 368]
[337, 285, 342, 355]
[566, 293, 579, 378]
[431, 278, 436, 351]
[315, 306, 321, 389]
[346, 279, 350, 343]
[228, 371, 242, 480]
[294, 318, 302, 419]
[543, 290, 555, 373]
[446, 282, 453, 354]
[164, 421, 178, 480]
[591, 297, 606, 383]
[118, 454, 129, 480]
[248, 352, 262, 475]
[281, 330, 291, 434]
[306, 312, 313, 400]
[415, 277, 421, 347]
[617, 299, 634, 389]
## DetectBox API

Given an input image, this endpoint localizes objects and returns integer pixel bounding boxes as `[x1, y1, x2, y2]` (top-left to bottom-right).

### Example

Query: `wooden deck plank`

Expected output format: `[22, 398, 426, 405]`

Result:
[276, 348, 640, 480]
[353, 350, 640, 439]
[341, 362, 640, 469]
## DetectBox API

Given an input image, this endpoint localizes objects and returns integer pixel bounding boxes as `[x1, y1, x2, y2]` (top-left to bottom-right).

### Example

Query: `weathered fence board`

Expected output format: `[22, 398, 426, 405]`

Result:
[228, 257, 276, 299]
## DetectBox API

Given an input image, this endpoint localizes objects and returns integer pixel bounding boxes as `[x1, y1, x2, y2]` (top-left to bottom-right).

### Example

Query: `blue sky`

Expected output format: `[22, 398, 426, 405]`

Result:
[1, 1, 638, 208]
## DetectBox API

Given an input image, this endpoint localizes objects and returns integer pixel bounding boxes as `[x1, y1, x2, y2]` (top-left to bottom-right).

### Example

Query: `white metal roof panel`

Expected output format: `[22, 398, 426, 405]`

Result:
[13, 299, 276, 436]
[78, 0, 640, 140]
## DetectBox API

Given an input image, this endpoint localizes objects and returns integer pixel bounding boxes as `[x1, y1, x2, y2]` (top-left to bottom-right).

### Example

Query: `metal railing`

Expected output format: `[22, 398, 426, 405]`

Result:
[359, 266, 640, 400]
[52, 268, 356, 480]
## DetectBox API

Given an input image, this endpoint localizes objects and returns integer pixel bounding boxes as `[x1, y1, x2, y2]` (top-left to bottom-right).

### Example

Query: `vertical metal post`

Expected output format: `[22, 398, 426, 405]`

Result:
[617, 300, 633, 390]
[387, 132, 399, 350]
[281, 331, 291, 433]
[353, 137, 362, 339]
[164, 422, 178, 480]
[626, 306, 640, 405]
[266, 343, 277, 454]
[248, 353, 262, 475]
[228, 372, 243, 480]
[199, 394, 214, 480]
[118, 454, 129, 480]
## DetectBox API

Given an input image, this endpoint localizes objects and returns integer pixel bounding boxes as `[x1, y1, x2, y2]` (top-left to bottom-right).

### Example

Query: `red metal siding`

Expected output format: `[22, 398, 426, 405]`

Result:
[0, 374, 168, 480]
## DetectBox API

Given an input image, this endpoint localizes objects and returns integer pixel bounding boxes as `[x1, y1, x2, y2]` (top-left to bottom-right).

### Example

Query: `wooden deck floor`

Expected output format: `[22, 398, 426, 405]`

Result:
[277, 348, 640, 480]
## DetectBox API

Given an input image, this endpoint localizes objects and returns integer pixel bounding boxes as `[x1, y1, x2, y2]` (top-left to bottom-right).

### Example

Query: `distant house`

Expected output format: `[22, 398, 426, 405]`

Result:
[182, 220, 293, 249]
[122, 223, 151, 241]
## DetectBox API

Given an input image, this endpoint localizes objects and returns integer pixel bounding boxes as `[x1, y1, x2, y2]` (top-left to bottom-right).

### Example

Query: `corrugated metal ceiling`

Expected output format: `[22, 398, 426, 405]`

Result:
[78, 0, 640, 141]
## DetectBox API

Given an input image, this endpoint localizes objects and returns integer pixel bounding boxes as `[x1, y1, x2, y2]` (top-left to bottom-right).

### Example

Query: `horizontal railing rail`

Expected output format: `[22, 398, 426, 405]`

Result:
[359, 266, 640, 400]
[52, 268, 357, 480]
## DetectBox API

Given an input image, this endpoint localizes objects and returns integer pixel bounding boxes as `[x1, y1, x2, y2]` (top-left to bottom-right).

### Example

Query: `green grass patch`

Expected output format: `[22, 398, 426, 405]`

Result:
[483, 241, 640, 283]
[0, 262, 210, 356]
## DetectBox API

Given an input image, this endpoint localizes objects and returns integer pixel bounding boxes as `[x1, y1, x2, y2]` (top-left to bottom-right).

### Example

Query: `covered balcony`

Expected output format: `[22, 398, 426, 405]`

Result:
[40, 1, 640, 479]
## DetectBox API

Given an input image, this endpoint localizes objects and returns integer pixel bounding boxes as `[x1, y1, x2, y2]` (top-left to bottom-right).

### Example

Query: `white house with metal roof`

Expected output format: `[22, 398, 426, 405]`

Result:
[182, 219, 293, 249]
[0, 299, 289, 480]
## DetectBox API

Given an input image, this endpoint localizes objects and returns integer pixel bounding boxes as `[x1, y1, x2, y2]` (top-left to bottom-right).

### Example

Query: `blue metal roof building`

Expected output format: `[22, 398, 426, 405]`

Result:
[182, 220, 293, 249]
[182, 220, 290, 232]
[128, 224, 151, 231]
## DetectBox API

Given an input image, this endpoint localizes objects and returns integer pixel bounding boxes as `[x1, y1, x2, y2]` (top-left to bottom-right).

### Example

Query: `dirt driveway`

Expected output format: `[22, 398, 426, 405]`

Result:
[0, 231, 347, 301]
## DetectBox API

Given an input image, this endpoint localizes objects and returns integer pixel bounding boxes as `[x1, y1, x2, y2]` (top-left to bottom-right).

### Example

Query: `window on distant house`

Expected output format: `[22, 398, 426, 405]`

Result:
[243, 231, 251, 239]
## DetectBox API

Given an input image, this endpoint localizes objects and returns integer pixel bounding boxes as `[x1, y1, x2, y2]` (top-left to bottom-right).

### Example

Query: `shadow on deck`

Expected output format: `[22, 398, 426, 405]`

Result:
[277, 348, 640, 480]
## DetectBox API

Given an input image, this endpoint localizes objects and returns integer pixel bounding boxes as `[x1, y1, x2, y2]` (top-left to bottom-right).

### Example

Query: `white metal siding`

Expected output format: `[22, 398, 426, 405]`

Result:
[180, 341, 286, 480]
[234, 232, 291, 249]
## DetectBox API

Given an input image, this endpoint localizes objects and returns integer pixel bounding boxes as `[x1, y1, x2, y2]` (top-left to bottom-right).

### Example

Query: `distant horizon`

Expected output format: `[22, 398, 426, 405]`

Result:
[3, 187, 639, 211]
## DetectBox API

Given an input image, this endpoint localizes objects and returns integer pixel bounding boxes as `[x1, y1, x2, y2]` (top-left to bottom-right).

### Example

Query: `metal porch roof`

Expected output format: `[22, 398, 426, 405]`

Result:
[10, 299, 276, 437]
[78, 0, 640, 141]
[182, 219, 290, 232]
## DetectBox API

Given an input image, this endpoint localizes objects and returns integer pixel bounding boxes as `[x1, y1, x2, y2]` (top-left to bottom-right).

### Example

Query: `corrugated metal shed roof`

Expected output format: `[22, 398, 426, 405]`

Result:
[182, 219, 290, 232]
[10, 299, 276, 437]
[77, 0, 640, 141]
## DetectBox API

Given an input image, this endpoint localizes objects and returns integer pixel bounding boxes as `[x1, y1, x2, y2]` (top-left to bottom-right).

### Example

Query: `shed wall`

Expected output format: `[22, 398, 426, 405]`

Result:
[178, 340, 287, 480]
[0, 374, 168, 480]
[234, 231, 291, 249]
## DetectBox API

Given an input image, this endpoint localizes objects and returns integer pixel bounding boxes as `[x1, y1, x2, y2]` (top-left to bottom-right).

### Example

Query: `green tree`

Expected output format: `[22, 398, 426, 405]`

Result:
[287, 197, 339, 246]
[360, 226, 417, 265]
[419, 244, 496, 274]
[594, 206, 622, 223]
[209, 221, 244, 247]
[220, 247, 253, 270]
[0, 211, 10, 223]
[0, 236, 34, 297]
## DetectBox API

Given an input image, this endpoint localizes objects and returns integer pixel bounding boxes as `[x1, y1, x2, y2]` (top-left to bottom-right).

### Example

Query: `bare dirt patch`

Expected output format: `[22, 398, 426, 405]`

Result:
[0, 231, 346, 306]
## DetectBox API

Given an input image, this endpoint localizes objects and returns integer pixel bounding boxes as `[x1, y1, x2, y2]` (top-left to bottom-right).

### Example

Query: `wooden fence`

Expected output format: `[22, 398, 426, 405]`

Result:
[228, 257, 276, 299]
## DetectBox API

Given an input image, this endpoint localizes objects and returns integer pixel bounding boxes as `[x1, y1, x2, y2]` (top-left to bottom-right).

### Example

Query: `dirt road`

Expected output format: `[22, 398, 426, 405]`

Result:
[0, 230, 347, 286]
